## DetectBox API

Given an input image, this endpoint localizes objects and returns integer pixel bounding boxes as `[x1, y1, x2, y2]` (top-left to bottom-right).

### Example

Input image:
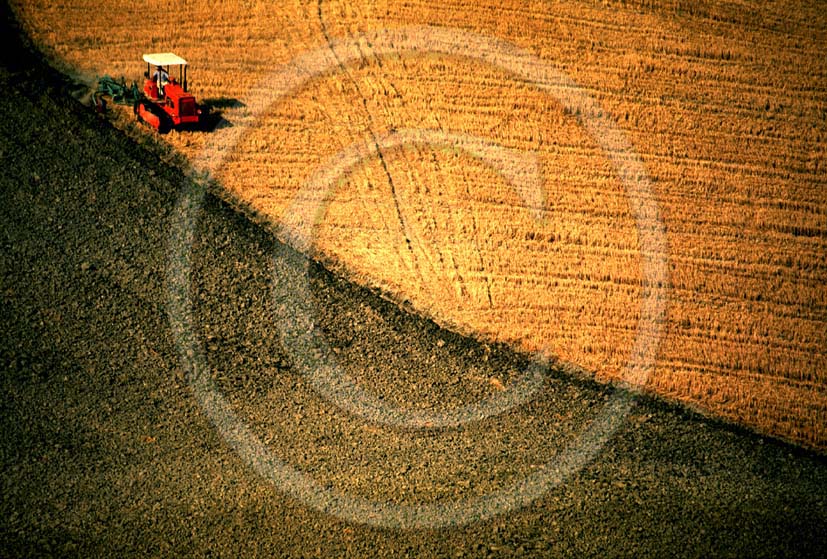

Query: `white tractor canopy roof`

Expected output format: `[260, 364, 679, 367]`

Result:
[142, 52, 187, 67]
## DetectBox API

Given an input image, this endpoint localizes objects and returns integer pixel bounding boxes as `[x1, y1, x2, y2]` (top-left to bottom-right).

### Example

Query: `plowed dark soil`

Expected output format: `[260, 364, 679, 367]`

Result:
[1, 5, 826, 558]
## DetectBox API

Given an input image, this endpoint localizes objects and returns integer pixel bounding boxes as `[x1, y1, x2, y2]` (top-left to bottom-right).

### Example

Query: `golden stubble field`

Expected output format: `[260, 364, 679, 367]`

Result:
[13, 0, 827, 451]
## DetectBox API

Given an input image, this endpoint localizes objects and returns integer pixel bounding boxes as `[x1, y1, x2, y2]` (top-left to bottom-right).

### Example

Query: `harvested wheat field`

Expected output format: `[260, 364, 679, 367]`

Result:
[12, 0, 827, 451]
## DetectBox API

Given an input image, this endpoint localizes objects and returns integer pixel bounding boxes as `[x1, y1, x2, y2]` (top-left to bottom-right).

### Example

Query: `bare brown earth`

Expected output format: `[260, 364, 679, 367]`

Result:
[2, 4, 827, 557]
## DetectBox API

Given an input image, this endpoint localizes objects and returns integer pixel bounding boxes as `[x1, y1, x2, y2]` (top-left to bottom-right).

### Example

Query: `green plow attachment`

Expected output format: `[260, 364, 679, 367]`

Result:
[96, 75, 140, 105]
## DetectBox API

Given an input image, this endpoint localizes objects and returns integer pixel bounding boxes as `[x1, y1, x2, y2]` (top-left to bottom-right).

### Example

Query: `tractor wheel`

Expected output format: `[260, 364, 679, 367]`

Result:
[157, 113, 172, 134]
[198, 105, 213, 131]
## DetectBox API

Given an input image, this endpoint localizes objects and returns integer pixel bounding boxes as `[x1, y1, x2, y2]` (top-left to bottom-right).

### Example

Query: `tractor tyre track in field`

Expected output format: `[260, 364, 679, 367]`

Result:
[316, 0, 423, 287]
[2, 5, 827, 558]
[458, 158, 495, 308]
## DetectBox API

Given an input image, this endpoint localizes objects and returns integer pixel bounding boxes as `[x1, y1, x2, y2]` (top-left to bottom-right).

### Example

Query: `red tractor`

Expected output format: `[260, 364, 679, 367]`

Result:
[134, 52, 205, 133]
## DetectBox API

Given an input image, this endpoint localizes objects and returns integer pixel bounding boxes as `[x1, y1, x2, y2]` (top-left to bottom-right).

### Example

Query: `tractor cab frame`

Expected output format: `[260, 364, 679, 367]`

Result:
[136, 52, 202, 132]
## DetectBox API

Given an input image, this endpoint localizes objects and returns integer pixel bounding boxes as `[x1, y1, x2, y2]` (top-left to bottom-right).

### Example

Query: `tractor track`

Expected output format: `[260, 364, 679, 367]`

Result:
[316, 0, 423, 286]
[2, 4, 827, 558]
[315, 1, 485, 310]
